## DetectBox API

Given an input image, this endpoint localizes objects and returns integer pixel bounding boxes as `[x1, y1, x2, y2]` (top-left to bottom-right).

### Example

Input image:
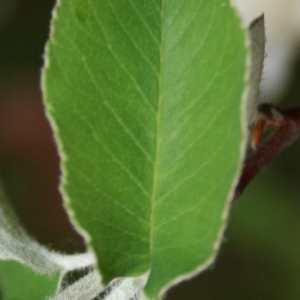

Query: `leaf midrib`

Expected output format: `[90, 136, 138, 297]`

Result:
[149, 0, 164, 267]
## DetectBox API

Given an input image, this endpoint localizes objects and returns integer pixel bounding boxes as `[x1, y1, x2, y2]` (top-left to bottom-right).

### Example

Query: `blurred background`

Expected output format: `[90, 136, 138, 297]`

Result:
[1, 0, 300, 299]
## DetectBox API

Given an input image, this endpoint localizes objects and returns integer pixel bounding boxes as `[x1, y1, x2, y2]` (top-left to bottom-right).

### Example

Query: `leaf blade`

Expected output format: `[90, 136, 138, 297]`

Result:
[0, 261, 59, 300]
[43, 0, 247, 297]
[146, 2, 246, 296]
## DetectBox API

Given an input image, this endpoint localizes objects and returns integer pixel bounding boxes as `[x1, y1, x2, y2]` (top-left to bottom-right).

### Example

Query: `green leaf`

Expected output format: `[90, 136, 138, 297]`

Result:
[43, 0, 247, 298]
[0, 261, 58, 300]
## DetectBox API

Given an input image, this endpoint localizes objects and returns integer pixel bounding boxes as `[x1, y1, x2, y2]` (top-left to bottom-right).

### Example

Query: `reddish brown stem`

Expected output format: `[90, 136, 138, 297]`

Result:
[233, 105, 300, 202]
